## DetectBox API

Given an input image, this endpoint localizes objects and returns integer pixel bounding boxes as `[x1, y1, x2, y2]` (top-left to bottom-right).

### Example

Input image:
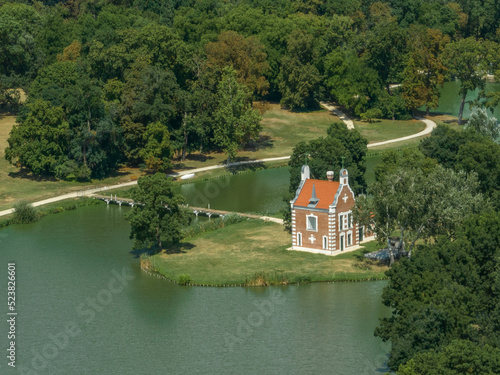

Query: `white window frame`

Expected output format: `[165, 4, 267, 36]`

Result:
[347, 231, 352, 246]
[322, 236, 328, 250]
[339, 212, 353, 231]
[297, 232, 302, 246]
[306, 214, 318, 232]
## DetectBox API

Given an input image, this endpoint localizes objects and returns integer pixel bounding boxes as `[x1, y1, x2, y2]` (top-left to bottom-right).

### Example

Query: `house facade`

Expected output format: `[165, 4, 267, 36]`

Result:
[290, 165, 367, 255]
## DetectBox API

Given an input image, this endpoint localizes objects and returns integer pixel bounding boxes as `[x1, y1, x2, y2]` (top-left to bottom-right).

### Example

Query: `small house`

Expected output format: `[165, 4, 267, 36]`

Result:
[290, 165, 370, 255]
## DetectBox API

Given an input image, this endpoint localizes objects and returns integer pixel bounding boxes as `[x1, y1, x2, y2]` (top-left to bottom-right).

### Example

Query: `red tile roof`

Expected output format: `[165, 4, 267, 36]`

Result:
[294, 179, 340, 209]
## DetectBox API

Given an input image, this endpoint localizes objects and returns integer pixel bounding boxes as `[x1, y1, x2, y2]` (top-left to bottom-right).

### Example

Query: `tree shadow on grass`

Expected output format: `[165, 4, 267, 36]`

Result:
[8, 168, 57, 182]
[243, 135, 274, 151]
[172, 153, 215, 170]
[129, 242, 196, 258]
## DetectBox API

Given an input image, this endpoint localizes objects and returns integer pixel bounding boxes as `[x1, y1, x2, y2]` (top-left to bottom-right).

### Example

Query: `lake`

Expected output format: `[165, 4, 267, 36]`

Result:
[428, 81, 500, 118]
[0, 204, 391, 374]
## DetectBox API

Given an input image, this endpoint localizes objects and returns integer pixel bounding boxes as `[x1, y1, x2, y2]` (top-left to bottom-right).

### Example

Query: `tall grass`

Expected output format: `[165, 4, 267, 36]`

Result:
[182, 213, 244, 239]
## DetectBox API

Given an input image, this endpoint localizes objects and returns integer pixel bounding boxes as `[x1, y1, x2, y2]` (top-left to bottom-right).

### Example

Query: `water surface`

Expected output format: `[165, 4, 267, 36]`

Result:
[0, 205, 390, 374]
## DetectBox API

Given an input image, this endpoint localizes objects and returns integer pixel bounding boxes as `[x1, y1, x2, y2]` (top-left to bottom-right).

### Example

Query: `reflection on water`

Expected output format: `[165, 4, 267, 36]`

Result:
[175, 167, 290, 215]
[0, 205, 391, 374]
[426, 81, 500, 118]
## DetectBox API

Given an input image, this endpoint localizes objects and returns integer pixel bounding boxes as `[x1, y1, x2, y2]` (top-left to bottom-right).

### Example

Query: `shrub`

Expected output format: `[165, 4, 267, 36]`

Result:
[178, 274, 192, 285]
[182, 214, 244, 239]
[13, 201, 39, 224]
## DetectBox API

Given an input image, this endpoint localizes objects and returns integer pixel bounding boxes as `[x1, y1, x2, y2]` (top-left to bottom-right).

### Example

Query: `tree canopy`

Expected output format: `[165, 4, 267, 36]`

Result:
[126, 173, 190, 251]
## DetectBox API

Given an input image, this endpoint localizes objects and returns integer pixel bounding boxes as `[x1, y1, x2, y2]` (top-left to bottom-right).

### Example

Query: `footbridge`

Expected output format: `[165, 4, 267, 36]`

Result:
[92, 194, 283, 224]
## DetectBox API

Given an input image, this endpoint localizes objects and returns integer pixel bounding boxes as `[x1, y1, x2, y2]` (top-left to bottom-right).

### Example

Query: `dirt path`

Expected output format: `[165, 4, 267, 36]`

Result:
[319, 103, 436, 147]
[320, 102, 355, 129]
[0, 157, 290, 217]
[0, 109, 437, 218]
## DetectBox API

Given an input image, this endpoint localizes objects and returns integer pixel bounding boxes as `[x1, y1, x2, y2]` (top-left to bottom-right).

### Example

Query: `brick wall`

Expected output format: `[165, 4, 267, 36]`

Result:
[334, 185, 359, 250]
[293, 209, 329, 250]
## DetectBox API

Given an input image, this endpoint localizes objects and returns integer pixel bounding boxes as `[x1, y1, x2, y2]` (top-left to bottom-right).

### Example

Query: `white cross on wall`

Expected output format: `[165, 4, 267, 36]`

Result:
[308, 234, 316, 243]
[342, 194, 348, 203]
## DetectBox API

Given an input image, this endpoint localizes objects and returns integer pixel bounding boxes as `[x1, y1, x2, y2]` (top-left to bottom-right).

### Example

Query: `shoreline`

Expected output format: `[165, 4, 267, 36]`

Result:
[140, 260, 389, 287]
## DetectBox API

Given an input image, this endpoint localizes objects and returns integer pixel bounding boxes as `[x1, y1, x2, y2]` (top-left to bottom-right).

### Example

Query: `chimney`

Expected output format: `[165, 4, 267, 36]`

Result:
[326, 171, 334, 181]
[301, 165, 310, 181]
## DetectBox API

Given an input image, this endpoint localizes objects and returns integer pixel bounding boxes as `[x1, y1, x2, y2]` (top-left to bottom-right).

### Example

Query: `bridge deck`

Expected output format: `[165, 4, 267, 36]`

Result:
[91, 195, 283, 224]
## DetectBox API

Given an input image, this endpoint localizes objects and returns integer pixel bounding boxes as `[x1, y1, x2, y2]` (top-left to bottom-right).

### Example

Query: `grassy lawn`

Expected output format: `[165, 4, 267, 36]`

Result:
[0, 104, 440, 210]
[354, 119, 426, 144]
[147, 219, 388, 286]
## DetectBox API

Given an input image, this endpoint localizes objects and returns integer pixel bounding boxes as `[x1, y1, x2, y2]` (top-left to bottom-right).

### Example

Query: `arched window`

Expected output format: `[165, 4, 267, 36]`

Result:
[322, 236, 328, 250]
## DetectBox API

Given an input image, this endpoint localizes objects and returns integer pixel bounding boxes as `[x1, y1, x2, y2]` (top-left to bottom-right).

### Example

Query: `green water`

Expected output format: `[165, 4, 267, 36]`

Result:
[0, 205, 390, 374]
[428, 81, 500, 118]
[175, 167, 291, 215]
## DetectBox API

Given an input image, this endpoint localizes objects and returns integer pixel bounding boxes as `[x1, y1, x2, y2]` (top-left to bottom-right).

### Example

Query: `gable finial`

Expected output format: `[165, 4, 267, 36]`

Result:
[341, 156, 345, 169]
[305, 153, 310, 165]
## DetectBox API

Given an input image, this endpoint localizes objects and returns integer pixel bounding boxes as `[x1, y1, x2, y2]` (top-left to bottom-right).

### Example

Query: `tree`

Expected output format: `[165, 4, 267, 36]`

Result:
[397, 340, 500, 374]
[5, 99, 69, 176]
[443, 38, 495, 124]
[28, 61, 122, 179]
[0, 3, 44, 86]
[466, 106, 500, 140]
[364, 19, 408, 94]
[324, 48, 380, 116]
[376, 210, 500, 371]
[420, 125, 500, 207]
[355, 165, 484, 260]
[117, 59, 181, 165]
[402, 27, 449, 116]
[374, 148, 437, 182]
[213, 67, 262, 164]
[139, 122, 173, 172]
[126, 173, 190, 252]
[278, 29, 321, 110]
[205, 30, 270, 98]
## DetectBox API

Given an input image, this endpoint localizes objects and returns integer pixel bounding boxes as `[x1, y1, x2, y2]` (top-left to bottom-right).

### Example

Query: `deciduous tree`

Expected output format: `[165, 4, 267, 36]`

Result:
[205, 31, 270, 98]
[126, 173, 190, 252]
[213, 67, 262, 163]
[5, 99, 69, 175]
[443, 37, 496, 124]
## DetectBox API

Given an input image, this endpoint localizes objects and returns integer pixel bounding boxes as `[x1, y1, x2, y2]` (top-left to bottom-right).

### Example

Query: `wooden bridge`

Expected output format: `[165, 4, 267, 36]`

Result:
[91, 194, 283, 224]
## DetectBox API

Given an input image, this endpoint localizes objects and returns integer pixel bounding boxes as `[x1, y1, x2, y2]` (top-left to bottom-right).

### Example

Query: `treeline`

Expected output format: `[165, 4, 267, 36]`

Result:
[349, 125, 500, 373]
[2, 0, 500, 179]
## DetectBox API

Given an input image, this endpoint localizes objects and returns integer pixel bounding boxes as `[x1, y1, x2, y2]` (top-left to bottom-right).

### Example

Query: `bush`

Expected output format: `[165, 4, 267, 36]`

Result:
[13, 201, 39, 224]
[178, 274, 192, 285]
[182, 214, 244, 239]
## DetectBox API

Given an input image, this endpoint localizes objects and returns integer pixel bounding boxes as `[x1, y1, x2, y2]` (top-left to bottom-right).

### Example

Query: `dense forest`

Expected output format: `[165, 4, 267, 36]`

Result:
[2, 0, 500, 180]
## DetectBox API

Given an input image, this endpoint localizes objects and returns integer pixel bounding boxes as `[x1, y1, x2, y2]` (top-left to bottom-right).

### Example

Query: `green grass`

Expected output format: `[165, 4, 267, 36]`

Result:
[0, 104, 435, 211]
[354, 119, 426, 144]
[146, 219, 388, 286]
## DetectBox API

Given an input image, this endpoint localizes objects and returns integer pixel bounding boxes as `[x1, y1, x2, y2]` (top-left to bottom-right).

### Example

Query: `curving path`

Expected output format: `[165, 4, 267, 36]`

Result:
[0, 157, 290, 217]
[0, 110, 436, 217]
[320, 102, 355, 129]
[320, 102, 436, 147]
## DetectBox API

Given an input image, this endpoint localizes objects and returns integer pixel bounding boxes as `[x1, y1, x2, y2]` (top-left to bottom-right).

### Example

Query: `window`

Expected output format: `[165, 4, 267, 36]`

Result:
[297, 233, 302, 246]
[348, 213, 353, 228]
[323, 236, 328, 250]
[347, 232, 352, 246]
[306, 215, 317, 231]
[339, 214, 343, 230]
